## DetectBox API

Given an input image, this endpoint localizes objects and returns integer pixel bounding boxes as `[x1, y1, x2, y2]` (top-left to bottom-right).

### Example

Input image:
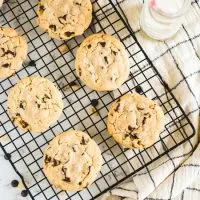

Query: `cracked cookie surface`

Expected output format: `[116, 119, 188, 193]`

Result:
[37, 0, 92, 40]
[107, 92, 165, 149]
[7, 76, 63, 132]
[43, 130, 102, 191]
[0, 27, 28, 79]
[75, 33, 130, 91]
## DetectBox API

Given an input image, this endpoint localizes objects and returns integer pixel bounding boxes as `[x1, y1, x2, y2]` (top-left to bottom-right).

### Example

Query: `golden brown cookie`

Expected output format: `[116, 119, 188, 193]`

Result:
[37, 0, 92, 40]
[8, 76, 63, 132]
[75, 33, 130, 91]
[107, 92, 165, 149]
[43, 130, 102, 191]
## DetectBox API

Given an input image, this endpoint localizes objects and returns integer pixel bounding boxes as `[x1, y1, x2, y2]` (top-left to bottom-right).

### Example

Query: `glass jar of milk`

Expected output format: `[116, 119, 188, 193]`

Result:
[140, 0, 191, 40]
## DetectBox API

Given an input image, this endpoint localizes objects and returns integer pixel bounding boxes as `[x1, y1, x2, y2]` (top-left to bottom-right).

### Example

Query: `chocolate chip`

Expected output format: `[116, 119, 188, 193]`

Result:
[116, 98, 120, 103]
[49, 24, 56, 31]
[112, 50, 117, 55]
[80, 136, 87, 145]
[4, 50, 16, 57]
[99, 42, 106, 47]
[142, 117, 147, 125]
[130, 134, 138, 139]
[128, 126, 135, 131]
[52, 158, 61, 167]
[4, 153, 11, 160]
[11, 180, 19, 187]
[124, 134, 129, 138]
[78, 68, 82, 76]
[45, 155, 51, 164]
[35, 102, 40, 108]
[62, 167, 71, 182]
[135, 85, 143, 94]
[91, 99, 98, 107]
[19, 101, 26, 109]
[42, 94, 50, 103]
[137, 140, 143, 146]
[114, 103, 120, 112]
[44, 94, 50, 99]
[20, 120, 29, 129]
[72, 146, 76, 152]
[69, 81, 78, 87]
[2, 63, 10, 68]
[79, 182, 82, 185]
[137, 106, 144, 110]
[28, 60, 36, 67]
[39, 5, 45, 13]
[75, 2, 81, 5]
[64, 31, 75, 37]
[88, 44, 91, 49]
[63, 177, 71, 182]
[58, 15, 67, 23]
[104, 56, 108, 64]
[21, 190, 28, 197]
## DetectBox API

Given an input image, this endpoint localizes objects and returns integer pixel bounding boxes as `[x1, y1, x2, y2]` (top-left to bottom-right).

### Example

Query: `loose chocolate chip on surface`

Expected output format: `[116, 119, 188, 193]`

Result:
[28, 60, 36, 67]
[4, 153, 11, 160]
[21, 190, 28, 197]
[135, 85, 143, 94]
[91, 99, 98, 107]
[69, 81, 78, 87]
[99, 42, 106, 47]
[11, 180, 19, 187]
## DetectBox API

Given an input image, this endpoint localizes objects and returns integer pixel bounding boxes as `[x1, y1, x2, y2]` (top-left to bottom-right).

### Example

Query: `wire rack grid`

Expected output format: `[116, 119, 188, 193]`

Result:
[0, 0, 195, 199]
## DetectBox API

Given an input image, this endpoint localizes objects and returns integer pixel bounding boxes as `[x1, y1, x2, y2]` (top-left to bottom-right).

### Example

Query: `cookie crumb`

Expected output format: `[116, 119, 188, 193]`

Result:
[59, 44, 69, 53]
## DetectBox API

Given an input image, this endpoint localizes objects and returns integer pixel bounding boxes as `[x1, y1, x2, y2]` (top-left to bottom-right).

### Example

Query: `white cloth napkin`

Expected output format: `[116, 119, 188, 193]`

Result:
[98, 0, 200, 199]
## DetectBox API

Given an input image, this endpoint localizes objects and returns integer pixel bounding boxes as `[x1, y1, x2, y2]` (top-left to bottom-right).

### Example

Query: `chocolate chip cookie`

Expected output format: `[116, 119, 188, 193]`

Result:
[75, 33, 130, 91]
[0, 27, 28, 79]
[37, 0, 92, 40]
[43, 130, 102, 191]
[107, 92, 165, 149]
[7, 76, 63, 132]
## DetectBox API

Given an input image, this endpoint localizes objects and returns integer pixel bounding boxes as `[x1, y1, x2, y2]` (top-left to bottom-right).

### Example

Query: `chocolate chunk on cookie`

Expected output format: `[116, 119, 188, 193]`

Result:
[43, 130, 102, 191]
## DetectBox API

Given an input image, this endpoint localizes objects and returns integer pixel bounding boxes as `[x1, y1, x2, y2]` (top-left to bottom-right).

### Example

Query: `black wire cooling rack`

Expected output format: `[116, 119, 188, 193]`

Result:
[0, 0, 195, 199]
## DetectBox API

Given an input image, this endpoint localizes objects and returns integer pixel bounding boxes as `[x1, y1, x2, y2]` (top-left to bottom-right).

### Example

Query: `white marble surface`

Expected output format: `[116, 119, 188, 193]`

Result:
[0, 148, 30, 200]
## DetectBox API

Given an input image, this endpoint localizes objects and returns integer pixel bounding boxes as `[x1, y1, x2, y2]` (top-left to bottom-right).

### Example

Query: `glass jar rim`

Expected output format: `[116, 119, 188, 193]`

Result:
[149, 0, 191, 18]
